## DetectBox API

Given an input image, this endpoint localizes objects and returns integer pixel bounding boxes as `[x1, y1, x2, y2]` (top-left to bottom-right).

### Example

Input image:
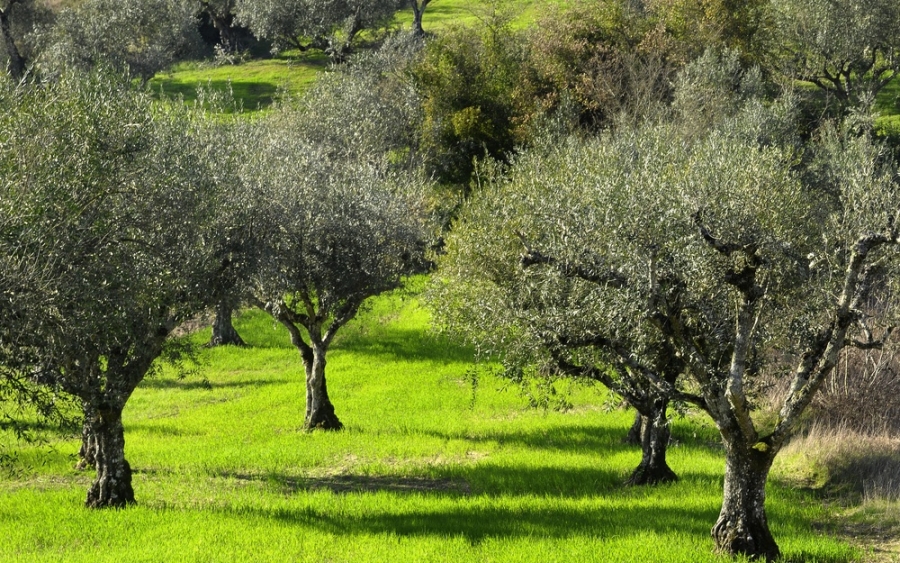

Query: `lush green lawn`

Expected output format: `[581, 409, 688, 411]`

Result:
[0, 284, 858, 562]
[875, 73, 900, 138]
[147, 54, 328, 111]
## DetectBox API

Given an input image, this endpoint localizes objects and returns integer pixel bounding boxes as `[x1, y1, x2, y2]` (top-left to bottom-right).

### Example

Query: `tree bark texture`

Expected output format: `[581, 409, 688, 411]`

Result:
[625, 410, 642, 445]
[208, 300, 245, 347]
[712, 446, 779, 561]
[0, 6, 25, 80]
[304, 345, 343, 430]
[625, 399, 677, 486]
[410, 0, 429, 36]
[85, 405, 135, 508]
[76, 401, 98, 470]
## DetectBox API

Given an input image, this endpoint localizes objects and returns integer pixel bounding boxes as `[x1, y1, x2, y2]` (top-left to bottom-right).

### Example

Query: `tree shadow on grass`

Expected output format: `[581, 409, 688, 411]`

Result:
[208, 472, 848, 562]
[419, 424, 629, 455]
[138, 377, 287, 391]
[335, 327, 475, 364]
[218, 458, 720, 502]
[236, 502, 718, 543]
[151, 80, 279, 110]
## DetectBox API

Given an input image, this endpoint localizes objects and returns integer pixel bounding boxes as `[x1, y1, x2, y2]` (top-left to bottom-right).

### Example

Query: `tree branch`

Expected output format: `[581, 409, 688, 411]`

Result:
[773, 231, 898, 446]
[517, 232, 627, 287]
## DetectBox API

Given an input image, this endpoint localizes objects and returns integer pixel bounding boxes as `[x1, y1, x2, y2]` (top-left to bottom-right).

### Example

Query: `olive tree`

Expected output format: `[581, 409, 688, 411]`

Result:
[41, 0, 201, 81]
[767, 0, 900, 107]
[0, 71, 232, 507]
[436, 77, 900, 560]
[234, 0, 403, 59]
[0, 0, 52, 79]
[238, 48, 427, 430]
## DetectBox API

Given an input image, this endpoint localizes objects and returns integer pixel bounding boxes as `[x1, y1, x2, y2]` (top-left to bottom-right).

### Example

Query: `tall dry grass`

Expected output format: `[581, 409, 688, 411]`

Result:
[770, 345, 900, 502]
[778, 422, 900, 502]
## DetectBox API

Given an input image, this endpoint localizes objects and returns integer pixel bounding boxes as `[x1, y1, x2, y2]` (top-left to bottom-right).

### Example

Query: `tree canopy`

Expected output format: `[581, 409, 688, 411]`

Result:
[767, 0, 900, 106]
[40, 0, 201, 81]
[234, 0, 403, 59]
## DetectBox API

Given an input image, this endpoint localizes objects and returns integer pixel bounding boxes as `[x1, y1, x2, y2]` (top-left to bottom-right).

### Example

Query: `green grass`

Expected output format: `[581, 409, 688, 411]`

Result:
[147, 54, 328, 111]
[0, 284, 859, 563]
[875, 74, 900, 138]
[148, 1, 548, 111]
[392, 0, 549, 32]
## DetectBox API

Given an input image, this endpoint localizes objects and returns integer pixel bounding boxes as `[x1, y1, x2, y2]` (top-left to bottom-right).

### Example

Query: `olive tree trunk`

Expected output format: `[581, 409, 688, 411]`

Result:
[208, 299, 245, 347]
[625, 410, 642, 445]
[85, 404, 135, 508]
[76, 401, 98, 470]
[625, 399, 677, 485]
[0, 6, 25, 80]
[304, 343, 342, 430]
[711, 444, 779, 561]
[410, 0, 429, 37]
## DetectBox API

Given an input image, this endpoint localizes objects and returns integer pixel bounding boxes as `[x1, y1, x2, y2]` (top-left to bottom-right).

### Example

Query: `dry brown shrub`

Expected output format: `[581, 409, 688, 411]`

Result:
[812, 346, 900, 435]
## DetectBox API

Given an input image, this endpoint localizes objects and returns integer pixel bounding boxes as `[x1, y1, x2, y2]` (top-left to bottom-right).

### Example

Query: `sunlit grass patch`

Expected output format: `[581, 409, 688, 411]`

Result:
[148, 54, 328, 111]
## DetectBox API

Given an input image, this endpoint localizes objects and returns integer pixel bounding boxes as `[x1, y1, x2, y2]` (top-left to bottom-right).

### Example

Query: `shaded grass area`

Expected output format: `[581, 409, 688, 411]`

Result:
[0, 286, 859, 562]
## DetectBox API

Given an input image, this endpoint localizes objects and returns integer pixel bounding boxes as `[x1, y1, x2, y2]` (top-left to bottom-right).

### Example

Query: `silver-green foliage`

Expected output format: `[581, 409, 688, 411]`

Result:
[40, 0, 201, 81]
[241, 39, 426, 309]
[234, 0, 404, 57]
[434, 112, 805, 380]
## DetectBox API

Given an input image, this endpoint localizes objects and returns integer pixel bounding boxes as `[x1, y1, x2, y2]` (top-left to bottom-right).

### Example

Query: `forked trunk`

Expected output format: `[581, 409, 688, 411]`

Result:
[412, 8, 424, 36]
[411, 0, 429, 36]
[625, 399, 677, 485]
[304, 345, 342, 430]
[712, 446, 779, 561]
[85, 405, 135, 508]
[76, 401, 98, 470]
[208, 299, 245, 347]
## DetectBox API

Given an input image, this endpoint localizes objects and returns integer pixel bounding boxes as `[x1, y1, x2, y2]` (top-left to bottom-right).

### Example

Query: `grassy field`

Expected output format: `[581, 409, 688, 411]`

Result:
[147, 0, 546, 110]
[0, 284, 863, 563]
[147, 53, 328, 111]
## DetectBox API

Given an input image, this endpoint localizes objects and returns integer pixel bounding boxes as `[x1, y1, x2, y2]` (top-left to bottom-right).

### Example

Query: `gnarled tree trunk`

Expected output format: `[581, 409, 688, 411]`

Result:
[712, 445, 779, 561]
[625, 398, 677, 485]
[208, 299, 245, 347]
[85, 404, 135, 508]
[304, 344, 342, 430]
[76, 401, 98, 470]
